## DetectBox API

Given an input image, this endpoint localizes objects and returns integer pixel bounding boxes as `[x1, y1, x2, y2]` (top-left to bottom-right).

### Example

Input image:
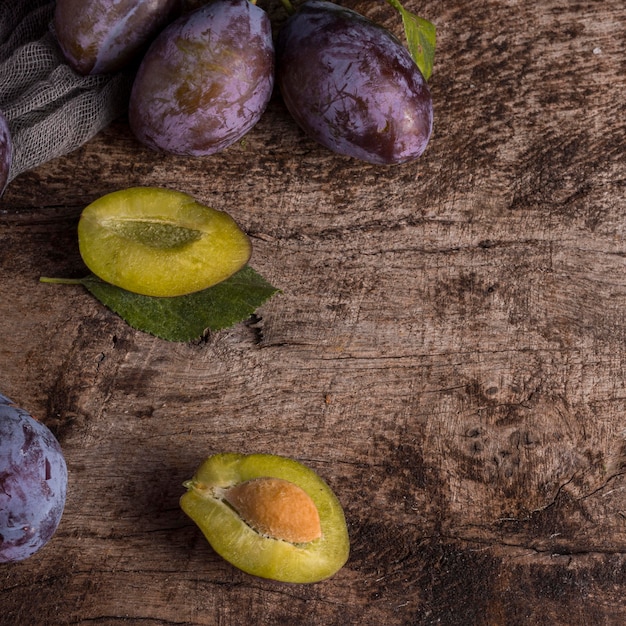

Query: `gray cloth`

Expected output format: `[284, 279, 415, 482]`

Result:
[0, 0, 132, 183]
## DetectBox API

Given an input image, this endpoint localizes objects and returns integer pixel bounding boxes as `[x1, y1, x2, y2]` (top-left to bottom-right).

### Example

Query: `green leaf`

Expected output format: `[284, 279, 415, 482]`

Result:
[384, 0, 436, 81]
[43, 267, 280, 342]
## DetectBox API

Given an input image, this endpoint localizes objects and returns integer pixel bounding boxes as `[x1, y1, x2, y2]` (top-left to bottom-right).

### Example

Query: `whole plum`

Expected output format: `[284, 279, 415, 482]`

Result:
[0, 112, 11, 195]
[276, 0, 433, 165]
[0, 394, 67, 562]
[128, 0, 274, 156]
[54, 0, 180, 75]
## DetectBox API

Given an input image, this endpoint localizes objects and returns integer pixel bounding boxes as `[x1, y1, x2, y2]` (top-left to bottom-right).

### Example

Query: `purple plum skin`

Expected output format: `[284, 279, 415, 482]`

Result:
[0, 394, 67, 563]
[276, 0, 433, 165]
[54, 0, 180, 75]
[0, 113, 11, 194]
[128, 0, 275, 156]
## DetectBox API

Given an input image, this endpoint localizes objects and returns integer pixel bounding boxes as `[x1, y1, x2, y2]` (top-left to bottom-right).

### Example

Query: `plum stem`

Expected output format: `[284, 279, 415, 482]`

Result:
[39, 276, 85, 285]
[279, 0, 295, 15]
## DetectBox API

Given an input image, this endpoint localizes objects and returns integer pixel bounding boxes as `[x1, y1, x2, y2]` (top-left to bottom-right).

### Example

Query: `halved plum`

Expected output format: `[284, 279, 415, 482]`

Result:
[77, 187, 251, 297]
[180, 452, 350, 583]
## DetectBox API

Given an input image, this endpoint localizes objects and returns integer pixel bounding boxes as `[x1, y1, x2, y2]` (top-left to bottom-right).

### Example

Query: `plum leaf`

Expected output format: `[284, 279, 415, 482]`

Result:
[41, 266, 279, 342]
[384, 0, 436, 80]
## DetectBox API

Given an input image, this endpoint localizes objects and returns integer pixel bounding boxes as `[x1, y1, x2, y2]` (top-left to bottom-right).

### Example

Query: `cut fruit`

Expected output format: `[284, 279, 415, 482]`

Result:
[180, 453, 350, 583]
[77, 187, 251, 297]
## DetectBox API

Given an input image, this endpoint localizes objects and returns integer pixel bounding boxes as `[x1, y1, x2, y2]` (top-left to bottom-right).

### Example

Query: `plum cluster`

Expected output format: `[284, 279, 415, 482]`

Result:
[52, 0, 433, 166]
[0, 394, 67, 562]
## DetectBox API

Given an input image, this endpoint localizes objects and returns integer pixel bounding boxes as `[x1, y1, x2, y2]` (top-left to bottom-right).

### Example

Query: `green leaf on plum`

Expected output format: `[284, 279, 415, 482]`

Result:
[41, 266, 279, 342]
[384, 0, 436, 81]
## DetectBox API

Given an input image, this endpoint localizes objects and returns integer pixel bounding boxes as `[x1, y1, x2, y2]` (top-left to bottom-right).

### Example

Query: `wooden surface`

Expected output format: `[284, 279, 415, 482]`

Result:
[2, 0, 626, 624]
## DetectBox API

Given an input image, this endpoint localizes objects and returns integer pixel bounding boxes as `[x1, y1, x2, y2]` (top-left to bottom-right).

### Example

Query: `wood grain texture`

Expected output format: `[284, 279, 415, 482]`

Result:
[1, 0, 625, 624]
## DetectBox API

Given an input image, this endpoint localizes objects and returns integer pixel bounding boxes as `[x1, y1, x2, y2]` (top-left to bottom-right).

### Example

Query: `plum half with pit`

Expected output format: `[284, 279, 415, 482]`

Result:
[128, 0, 274, 156]
[180, 453, 350, 583]
[276, 0, 433, 165]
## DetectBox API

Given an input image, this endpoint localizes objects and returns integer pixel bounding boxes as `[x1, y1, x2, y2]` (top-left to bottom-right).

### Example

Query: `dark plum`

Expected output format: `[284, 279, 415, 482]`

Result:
[0, 394, 67, 562]
[0, 112, 11, 194]
[276, 0, 433, 165]
[54, 0, 179, 75]
[128, 0, 274, 156]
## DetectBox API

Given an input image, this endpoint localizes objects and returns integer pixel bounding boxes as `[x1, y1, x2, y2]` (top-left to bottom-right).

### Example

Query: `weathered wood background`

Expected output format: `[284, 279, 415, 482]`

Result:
[1, 0, 626, 624]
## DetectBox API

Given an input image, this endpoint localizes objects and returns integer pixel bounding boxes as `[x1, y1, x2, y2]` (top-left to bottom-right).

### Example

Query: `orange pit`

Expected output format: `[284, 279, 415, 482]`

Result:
[223, 477, 322, 544]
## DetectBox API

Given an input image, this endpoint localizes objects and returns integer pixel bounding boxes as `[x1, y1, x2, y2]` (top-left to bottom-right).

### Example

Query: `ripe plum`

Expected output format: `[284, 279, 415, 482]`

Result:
[0, 394, 67, 562]
[276, 0, 433, 165]
[128, 0, 274, 156]
[54, 0, 180, 75]
[0, 112, 11, 194]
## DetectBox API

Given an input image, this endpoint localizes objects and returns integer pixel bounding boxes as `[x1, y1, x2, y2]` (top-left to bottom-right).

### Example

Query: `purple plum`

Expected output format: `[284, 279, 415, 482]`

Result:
[128, 0, 274, 156]
[54, 0, 180, 75]
[0, 112, 11, 195]
[0, 394, 67, 562]
[276, 1, 433, 165]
